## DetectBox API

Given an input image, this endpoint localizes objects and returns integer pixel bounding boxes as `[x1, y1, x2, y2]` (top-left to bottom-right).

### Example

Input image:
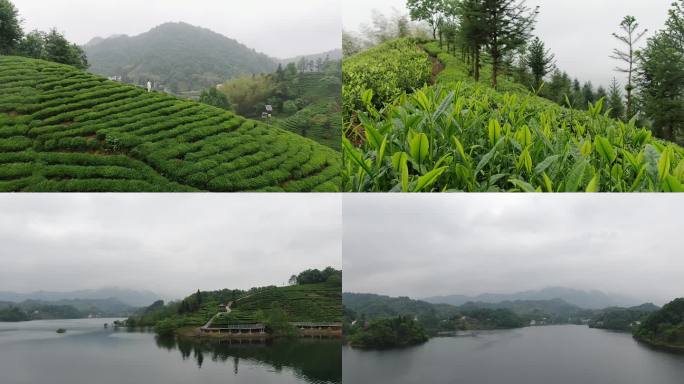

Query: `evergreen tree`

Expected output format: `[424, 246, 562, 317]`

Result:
[608, 77, 626, 120]
[596, 86, 608, 112]
[637, 1, 684, 143]
[611, 15, 648, 119]
[0, 0, 22, 54]
[457, 0, 488, 81]
[480, 0, 538, 88]
[569, 78, 582, 108]
[42, 28, 88, 69]
[526, 36, 555, 88]
[581, 81, 596, 107]
[17, 30, 44, 58]
[511, 44, 532, 87]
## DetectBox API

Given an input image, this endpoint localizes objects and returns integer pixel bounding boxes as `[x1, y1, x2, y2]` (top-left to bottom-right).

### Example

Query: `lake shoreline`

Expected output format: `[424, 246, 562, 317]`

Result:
[634, 335, 684, 354]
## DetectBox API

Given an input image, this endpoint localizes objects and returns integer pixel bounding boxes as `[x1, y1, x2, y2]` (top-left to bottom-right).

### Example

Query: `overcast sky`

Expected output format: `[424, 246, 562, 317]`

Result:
[343, 195, 684, 306]
[12, 0, 341, 58]
[343, 0, 672, 88]
[0, 194, 341, 300]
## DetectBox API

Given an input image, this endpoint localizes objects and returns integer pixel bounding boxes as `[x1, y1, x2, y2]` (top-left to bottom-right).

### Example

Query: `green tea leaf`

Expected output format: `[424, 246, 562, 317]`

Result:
[586, 173, 599, 192]
[343, 137, 373, 177]
[534, 155, 559, 175]
[509, 178, 536, 193]
[565, 159, 589, 192]
[475, 136, 505, 175]
[662, 174, 684, 192]
[409, 133, 429, 165]
[594, 136, 616, 163]
[414, 166, 448, 192]
[657, 145, 673, 182]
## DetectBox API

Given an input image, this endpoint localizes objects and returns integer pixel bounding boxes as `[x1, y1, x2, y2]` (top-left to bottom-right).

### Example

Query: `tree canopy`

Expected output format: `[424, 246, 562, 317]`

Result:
[0, 0, 22, 54]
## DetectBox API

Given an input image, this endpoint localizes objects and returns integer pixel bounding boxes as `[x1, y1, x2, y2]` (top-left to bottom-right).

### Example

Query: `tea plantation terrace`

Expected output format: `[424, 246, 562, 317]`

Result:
[0, 56, 340, 192]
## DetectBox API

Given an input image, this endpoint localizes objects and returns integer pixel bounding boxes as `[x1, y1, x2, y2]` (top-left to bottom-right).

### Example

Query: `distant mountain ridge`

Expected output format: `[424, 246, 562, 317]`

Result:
[280, 49, 342, 65]
[423, 287, 641, 309]
[0, 287, 161, 307]
[84, 22, 279, 93]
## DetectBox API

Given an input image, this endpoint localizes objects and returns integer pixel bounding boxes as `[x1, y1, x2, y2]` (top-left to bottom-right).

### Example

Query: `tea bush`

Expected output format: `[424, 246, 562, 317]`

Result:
[342, 38, 432, 119]
[343, 41, 684, 192]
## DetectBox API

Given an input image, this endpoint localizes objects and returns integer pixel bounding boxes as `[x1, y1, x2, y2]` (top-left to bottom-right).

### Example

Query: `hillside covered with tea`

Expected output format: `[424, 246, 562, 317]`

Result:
[0, 56, 340, 192]
[128, 268, 342, 336]
[342, 0, 684, 192]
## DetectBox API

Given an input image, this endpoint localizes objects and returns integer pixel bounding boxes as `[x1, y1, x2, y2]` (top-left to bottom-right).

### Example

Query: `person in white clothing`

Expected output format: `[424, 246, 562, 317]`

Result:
[147, 81, 152, 92]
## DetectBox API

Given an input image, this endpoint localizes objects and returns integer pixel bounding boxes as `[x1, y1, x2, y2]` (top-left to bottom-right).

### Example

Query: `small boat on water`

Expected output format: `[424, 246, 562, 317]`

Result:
[56, 328, 66, 334]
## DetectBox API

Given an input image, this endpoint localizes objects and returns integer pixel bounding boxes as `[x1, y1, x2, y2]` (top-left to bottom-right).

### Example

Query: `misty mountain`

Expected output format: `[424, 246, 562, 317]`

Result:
[423, 287, 641, 309]
[85, 22, 278, 93]
[343, 292, 460, 321]
[0, 287, 161, 307]
[280, 49, 342, 65]
[458, 298, 594, 323]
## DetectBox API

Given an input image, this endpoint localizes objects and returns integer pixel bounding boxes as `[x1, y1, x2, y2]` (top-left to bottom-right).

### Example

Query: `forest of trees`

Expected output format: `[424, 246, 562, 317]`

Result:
[634, 298, 684, 348]
[588, 303, 659, 331]
[0, 303, 84, 321]
[347, 316, 429, 349]
[203, 58, 341, 118]
[0, 0, 88, 69]
[289, 267, 342, 286]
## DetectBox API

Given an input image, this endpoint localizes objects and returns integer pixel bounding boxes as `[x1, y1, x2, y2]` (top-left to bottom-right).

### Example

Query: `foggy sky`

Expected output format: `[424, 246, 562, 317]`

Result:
[12, 0, 341, 58]
[0, 195, 341, 300]
[343, 0, 672, 88]
[343, 195, 684, 305]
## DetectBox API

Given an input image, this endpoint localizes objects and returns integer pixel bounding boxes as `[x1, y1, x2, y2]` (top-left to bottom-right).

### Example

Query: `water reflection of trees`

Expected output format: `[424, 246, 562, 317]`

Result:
[154, 336, 341, 383]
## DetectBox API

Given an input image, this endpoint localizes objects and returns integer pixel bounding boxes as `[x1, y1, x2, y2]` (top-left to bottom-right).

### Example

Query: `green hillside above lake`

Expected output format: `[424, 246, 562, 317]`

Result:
[0, 56, 340, 192]
[634, 298, 684, 350]
[128, 270, 342, 336]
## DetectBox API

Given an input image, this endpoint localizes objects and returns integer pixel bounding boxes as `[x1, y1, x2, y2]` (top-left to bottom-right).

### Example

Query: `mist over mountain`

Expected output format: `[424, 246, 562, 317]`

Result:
[280, 49, 342, 65]
[84, 22, 278, 93]
[423, 287, 641, 309]
[0, 287, 161, 307]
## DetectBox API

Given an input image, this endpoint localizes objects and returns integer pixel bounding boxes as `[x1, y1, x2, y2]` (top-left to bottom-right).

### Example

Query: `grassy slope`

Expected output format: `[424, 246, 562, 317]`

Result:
[0, 56, 340, 192]
[343, 40, 684, 192]
[212, 283, 342, 326]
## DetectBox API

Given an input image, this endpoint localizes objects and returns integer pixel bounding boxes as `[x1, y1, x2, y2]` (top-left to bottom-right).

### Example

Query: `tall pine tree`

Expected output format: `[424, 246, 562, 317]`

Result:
[481, 0, 538, 88]
[526, 36, 555, 88]
[608, 78, 625, 121]
[457, 0, 488, 81]
[611, 15, 648, 119]
[637, 1, 684, 143]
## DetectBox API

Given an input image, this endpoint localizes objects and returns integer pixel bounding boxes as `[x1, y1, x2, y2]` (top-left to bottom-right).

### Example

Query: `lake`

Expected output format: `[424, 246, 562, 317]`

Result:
[343, 324, 684, 384]
[0, 318, 341, 384]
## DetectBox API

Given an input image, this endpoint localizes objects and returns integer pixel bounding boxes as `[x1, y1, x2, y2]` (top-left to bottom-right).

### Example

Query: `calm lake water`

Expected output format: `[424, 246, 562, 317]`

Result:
[0, 318, 341, 384]
[343, 325, 684, 384]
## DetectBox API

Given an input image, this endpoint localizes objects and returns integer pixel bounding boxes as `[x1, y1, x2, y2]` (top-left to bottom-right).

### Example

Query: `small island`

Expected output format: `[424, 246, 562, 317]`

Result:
[346, 316, 428, 349]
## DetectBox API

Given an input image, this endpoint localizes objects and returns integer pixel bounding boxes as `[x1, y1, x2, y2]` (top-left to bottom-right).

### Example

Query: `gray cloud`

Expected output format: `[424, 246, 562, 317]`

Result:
[343, 0, 672, 88]
[343, 194, 684, 305]
[12, 0, 341, 58]
[0, 194, 341, 300]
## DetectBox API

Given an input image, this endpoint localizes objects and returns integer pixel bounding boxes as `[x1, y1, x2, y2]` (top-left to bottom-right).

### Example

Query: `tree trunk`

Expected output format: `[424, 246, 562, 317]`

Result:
[492, 64, 498, 88]
[664, 124, 674, 141]
[474, 49, 480, 82]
